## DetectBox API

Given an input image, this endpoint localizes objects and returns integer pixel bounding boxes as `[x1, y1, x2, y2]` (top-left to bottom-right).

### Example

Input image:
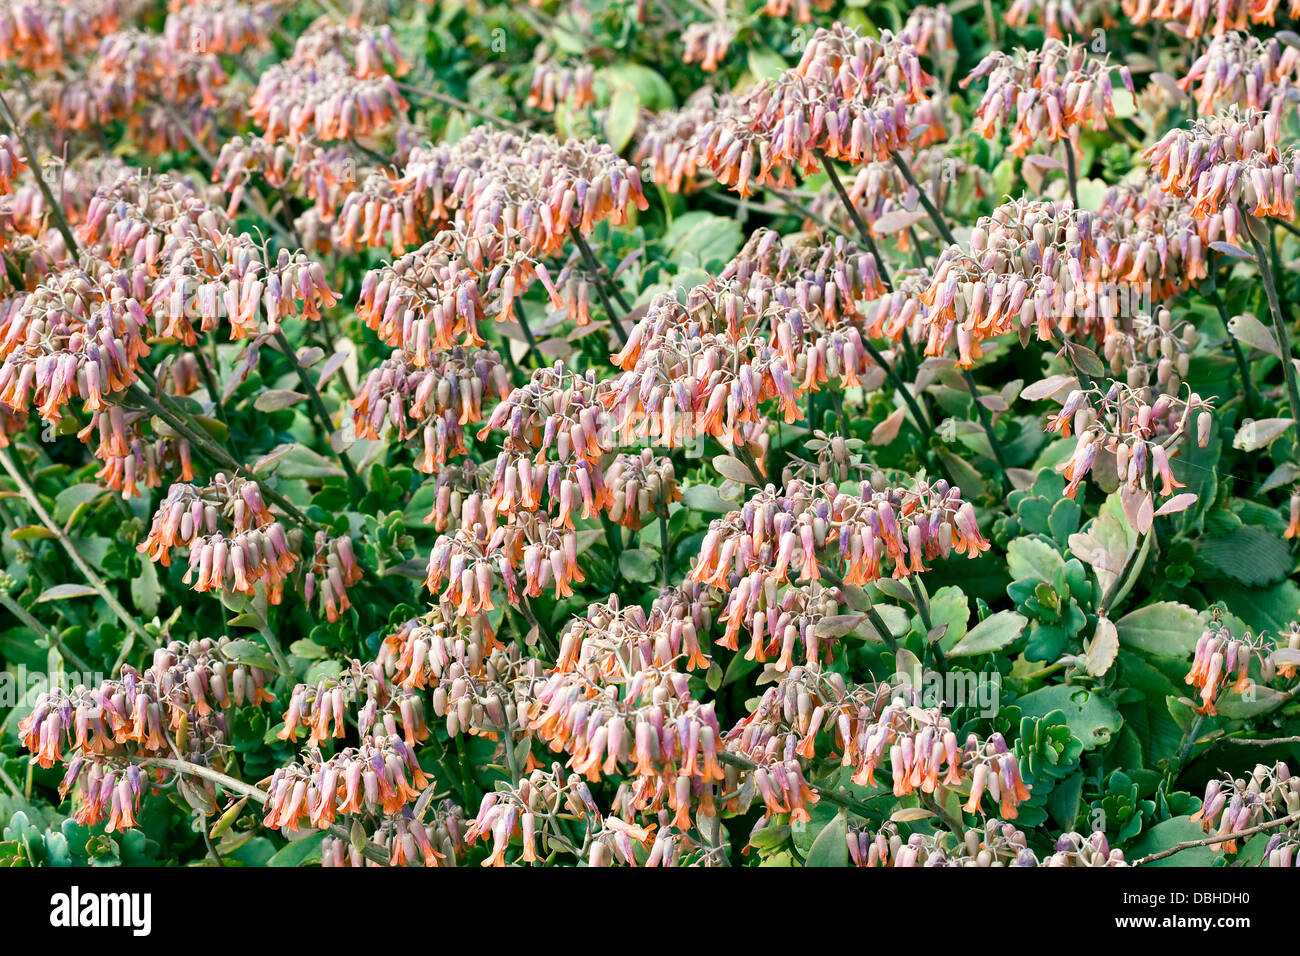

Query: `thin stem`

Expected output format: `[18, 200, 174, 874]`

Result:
[513, 298, 543, 367]
[0, 91, 80, 257]
[1048, 328, 1098, 393]
[126, 383, 313, 527]
[1131, 810, 1300, 867]
[193, 347, 237, 455]
[146, 757, 392, 864]
[272, 330, 364, 497]
[717, 752, 879, 818]
[865, 606, 900, 655]
[256, 623, 293, 680]
[960, 368, 1009, 492]
[658, 507, 671, 588]
[820, 153, 894, 292]
[1217, 735, 1300, 747]
[396, 81, 528, 132]
[0, 447, 157, 651]
[0, 589, 95, 673]
[1063, 141, 1080, 207]
[1207, 271, 1259, 416]
[736, 445, 765, 483]
[1242, 211, 1300, 457]
[568, 226, 629, 345]
[1098, 530, 1150, 617]
[860, 338, 932, 433]
[889, 151, 957, 247]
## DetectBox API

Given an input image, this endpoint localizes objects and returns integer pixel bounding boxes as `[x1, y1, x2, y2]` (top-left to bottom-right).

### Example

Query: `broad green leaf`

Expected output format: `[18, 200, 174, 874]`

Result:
[1114, 602, 1204, 658]
[36, 583, 99, 602]
[618, 548, 658, 583]
[1015, 685, 1122, 750]
[267, 831, 325, 867]
[804, 813, 848, 867]
[949, 610, 1027, 657]
[604, 84, 640, 153]
[1007, 536, 1064, 583]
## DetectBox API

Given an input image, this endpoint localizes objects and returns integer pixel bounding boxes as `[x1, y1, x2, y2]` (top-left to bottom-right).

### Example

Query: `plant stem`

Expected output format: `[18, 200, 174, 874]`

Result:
[1063, 141, 1080, 207]
[568, 226, 629, 345]
[1131, 809, 1300, 866]
[146, 757, 392, 864]
[889, 151, 957, 246]
[1048, 328, 1098, 393]
[960, 368, 1009, 492]
[0, 447, 157, 651]
[717, 752, 878, 818]
[865, 606, 900, 654]
[0, 90, 80, 257]
[0, 589, 94, 673]
[512, 298, 543, 367]
[271, 330, 364, 497]
[658, 507, 671, 588]
[1098, 530, 1150, 617]
[1206, 270, 1259, 416]
[820, 153, 894, 292]
[860, 338, 931, 433]
[736, 445, 765, 483]
[396, 81, 527, 132]
[1242, 211, 1300, 457]
[126, 383, 313, 527]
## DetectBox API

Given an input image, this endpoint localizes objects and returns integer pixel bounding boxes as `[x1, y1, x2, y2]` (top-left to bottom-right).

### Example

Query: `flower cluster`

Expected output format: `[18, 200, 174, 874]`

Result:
[0, 0, 123, 70]
[1049, 381, 1213, 505]
[604, 449, 680, 530]
[1144, 108, 1295, 220]
[844, 818, 1125, 865]
[19, 637, 276, 831]
[526, 60, 594, 111]
[691, 477, 988, 592]
[962, 38, 1134, 156]
[263, 733, 430, 831]
[0, 260, 152, 422]
[351, 347, 511, 473]
[1122, 0, 1295, 40]
[138, 474, 302, 604]
[634, 90, 728, 194]
[1180, 31, 1300, 115]
[322, 801, 467, 867]
[697, 25, 940, 195]
[249, 21, 410, 144]
[1192, 761, 1300, 855]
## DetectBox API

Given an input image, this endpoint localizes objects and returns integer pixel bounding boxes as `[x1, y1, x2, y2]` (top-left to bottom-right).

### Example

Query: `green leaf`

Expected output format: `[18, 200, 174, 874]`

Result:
[1007, 536, 1064, 583]
[130, 559, 160, 617]
[746, 47, 787, 80]
[36, 583, 99, 602]
[804, 813, 848, 867]
[253, 389, 308, 413]
[221, 639, 277, 671]
[1015, 685, 1122, 750]
[680, 484, 733, 513]
[1126, 817, 1219, 867]
[598, 63, 675, 110]
[288, 639, 327, 660]
[604, 84, 640, 153]
[1114, 602, 1205, 658]
[949, 610, 1027, 657]
[267, 831, 325, 867]
[1198, 526, 1294, 586]
[665, 212, 743, 268]
[618, 548, 658, 583]
[52, 483, 105, 525]
[275, 444, 344, 479]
